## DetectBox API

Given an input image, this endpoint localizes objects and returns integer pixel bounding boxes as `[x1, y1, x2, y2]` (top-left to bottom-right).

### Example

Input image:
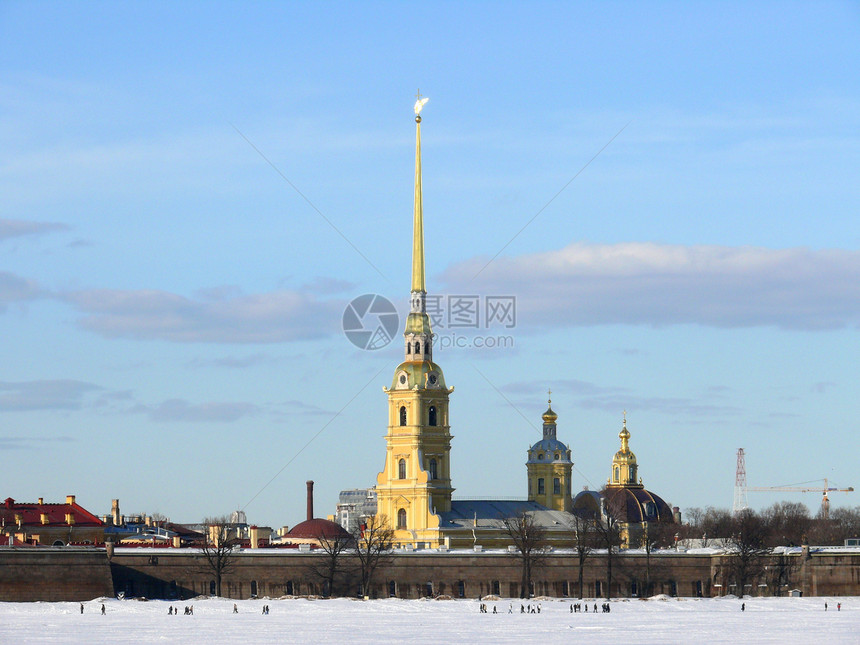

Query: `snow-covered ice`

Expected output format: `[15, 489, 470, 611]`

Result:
[0, 595, 855, 644]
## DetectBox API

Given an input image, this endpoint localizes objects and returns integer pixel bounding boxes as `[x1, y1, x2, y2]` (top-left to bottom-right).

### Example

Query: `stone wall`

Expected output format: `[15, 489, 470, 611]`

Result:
[1, 547, 856, 602]
[0, 548, 113, 601]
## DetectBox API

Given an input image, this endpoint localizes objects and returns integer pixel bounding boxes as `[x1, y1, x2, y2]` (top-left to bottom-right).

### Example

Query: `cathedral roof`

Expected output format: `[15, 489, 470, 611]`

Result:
[602, 487, 673, 525]
[390, 360, 447, 390]
[527, 438, 572, 463]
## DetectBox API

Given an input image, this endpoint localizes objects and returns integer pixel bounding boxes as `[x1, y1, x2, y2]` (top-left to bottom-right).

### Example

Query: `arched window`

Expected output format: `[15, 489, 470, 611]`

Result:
[415, 341, 420, 353]
[388, 580, 397, 597]
[429, 459, 437, 480]
[457, 580, 465, 598]
[397, 508, 407, 529]
[428, 406, 437, 426]
[407, 342, 412, 354]
[399, 406, 407, 426]
[614, 467, 620, 482]
[398, 459, 406, 479]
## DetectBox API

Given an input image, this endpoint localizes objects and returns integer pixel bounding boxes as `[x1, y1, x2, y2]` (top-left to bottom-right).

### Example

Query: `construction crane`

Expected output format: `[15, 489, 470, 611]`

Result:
[746, 479, 854, 520]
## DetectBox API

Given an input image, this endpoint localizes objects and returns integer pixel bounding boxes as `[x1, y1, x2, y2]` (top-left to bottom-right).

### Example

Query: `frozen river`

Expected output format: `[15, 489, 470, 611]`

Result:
[0, 595, 854, 644]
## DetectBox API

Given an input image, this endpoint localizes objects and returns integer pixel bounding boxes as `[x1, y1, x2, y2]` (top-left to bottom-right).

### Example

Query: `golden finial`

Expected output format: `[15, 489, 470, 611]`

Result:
[414, 90, 429, 122]
[547, 388, 552, 405]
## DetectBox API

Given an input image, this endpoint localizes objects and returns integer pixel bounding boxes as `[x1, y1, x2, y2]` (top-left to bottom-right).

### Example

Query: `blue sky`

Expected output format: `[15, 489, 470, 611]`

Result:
[2, 1, 858, 528]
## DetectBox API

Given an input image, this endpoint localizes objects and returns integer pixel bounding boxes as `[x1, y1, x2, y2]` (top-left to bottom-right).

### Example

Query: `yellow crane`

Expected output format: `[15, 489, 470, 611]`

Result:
[746, 479, 854, 520]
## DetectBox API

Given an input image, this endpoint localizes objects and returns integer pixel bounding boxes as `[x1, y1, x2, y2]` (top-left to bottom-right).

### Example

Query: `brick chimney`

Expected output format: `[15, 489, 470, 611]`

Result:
[306, 480, 314, 521]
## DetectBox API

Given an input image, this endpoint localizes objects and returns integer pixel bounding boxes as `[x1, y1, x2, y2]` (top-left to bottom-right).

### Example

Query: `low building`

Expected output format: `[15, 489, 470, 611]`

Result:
[0, 495, 104, 546]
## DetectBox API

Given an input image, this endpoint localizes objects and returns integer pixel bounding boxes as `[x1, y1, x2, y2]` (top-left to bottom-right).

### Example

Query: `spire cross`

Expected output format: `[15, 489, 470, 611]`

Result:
[547, 388, 552, 404]
[416, 88, 422, 100]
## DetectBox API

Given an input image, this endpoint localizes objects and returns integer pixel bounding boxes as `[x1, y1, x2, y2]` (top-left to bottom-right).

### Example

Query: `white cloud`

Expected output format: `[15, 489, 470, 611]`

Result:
[0, 218, 69, 241]
[441, 242, 860, 330]
[0, 379, 101, 411]
[63, 287, 344, 343]
[132, 399, 260, 423]
[0, 272, 43, 310]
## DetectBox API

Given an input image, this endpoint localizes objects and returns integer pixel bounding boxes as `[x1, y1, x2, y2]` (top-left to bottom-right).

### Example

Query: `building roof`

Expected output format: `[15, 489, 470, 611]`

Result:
[603, 487, 674, 524]
[287, 518, 351, 541]
[0, 497, 103, 527]
[439, 500, 572, 530]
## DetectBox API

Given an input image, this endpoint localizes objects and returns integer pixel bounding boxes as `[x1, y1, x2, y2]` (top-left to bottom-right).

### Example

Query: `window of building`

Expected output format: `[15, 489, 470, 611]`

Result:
[457, 580, 465, 598]
[398, 459, 406, 479]
[538, 478, 545, 495]
[614, 467, 620, 482]
[428, 406, 437, 426]
[553, 478, 561, 495]
[209, 580, 216, 596]
[415, 341, 420, 353]
[492, 580, 501, 596]
[389, 580, 397, 597]
[595, 580, 602, 597]
[429, 459, 437, 480]
[250, 580, 258, 597]
[425, 581, 433, 597]
[397, 508, 407, 529]
[399, 406, 407, 426]
[286, 581, 294, 595]
[562, 580, 569, 597]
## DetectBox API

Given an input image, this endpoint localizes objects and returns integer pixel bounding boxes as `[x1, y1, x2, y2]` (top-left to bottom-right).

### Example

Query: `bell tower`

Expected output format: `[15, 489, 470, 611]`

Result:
[376, 96, 453, 547]
[607, 412, 641, 488]
[526, 392, 573, 511]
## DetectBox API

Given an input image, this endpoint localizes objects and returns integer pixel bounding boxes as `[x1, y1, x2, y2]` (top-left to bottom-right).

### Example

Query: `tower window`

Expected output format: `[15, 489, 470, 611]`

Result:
[614, 467, 619, 483]
[397, 508, 407, 529]
[399, 406, 407, 426]
[407, 342, 412, 354]
[398, 459, 406, 480]
[429, 459, 437, 480]
[553, 478, 561, 495]
[428, 406, 437, 426]
[538, 478, 545, 495]
[415, 341, 420, 353]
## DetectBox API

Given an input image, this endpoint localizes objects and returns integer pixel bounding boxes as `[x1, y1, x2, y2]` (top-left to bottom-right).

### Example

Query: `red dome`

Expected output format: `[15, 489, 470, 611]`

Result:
[287, 518, 351, 540]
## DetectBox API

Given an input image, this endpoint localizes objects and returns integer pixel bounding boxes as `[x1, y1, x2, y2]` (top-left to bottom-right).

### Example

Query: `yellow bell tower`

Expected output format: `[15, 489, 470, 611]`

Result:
[376, 96, 453, 547]
[607, 412, 641, 488]
[526, 392, 573, 511]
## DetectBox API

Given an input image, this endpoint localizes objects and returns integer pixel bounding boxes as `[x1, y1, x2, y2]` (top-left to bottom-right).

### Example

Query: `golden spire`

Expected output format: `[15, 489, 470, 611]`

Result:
[619, 410, 630, 451]
[411, 90, 426, 294]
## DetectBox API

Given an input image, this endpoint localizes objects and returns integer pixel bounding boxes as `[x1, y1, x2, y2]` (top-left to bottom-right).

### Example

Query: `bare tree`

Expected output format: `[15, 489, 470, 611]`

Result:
[199, 516, 241, 597]
[502, 511, 548, 598]
[761, 501, 811, 547]
[306, 531, 355, 597]
[641, 521, 676, 596]
[569, 513, 597, 599]
[593, 502, 622, 600]
[765, 551, 798, 596]
[726, 508, 770, 597]
[353, 514, 394, 599]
